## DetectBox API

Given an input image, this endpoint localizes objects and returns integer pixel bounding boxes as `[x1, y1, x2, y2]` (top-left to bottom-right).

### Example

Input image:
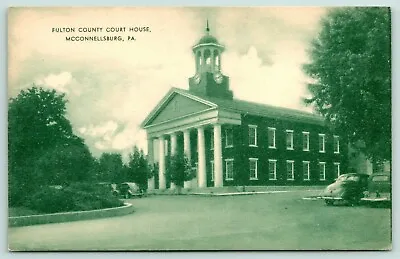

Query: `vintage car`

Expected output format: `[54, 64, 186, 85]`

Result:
[321, 173, 369, 206]
[361, 173, 391, 205]
[117, 182, 142, 198]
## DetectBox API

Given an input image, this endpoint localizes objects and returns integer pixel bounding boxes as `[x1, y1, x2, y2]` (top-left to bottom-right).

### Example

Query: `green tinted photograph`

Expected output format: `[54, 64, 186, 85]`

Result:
[7, 6, 391, 251]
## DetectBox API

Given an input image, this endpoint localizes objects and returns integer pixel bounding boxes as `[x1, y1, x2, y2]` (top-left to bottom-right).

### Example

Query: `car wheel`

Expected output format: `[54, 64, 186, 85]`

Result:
[348, 196, 360, 206]
[325, 200, 334, 206]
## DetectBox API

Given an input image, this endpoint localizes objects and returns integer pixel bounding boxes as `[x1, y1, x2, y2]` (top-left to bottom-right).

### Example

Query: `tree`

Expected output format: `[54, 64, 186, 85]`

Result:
[8, 86, 94, 205]
[9, 87, 76, 169]
[166, 152, 193, 194]
[303, 7, 391, 163]
[127, 146, 151, 191]
[34, 142, 94, 186]
[98, 153, 124, 183]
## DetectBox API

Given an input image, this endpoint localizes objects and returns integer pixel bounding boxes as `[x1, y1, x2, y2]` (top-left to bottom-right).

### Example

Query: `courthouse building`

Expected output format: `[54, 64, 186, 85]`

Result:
[141, 25, 348, 189]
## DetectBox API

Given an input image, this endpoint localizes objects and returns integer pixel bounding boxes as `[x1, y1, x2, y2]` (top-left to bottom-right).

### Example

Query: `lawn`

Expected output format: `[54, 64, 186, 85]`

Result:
[8, 207, 41, 217]
[8, 191, 391, 251]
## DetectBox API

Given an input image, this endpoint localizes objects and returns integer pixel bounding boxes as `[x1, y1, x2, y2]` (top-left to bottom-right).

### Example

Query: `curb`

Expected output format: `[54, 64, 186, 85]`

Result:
[302, 196, 324, 200]
[190, 191, 290, 196]
[148, 188, 325, 196]
[8, 202, 134, 228]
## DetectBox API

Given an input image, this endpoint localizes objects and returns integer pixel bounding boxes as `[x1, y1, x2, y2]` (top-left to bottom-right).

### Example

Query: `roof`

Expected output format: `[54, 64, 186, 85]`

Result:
[172, 88, 325, 125]
[141, 87, 325, 128]
[192, 34, 225, 51]
[198, 35, 219, 44]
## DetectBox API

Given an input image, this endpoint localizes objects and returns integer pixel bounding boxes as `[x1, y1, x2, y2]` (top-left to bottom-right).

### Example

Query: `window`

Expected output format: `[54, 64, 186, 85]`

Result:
[319, 134, 326, 153]
[334, 162, 340, 179]
[319, 162, 326, 180]
[286, 160, 295, 180]
[286, 130, 294, 150]
[210, 160, 215, 181]
[204, 49, 211, 65]
[268, 159, 277, 180]
[210, 130, 214, 150]
[302, 132, 310, 151]
[268, 127, 276, 148]
[303, 161, 310, 181]
[225, 159, 234, 180]
[334, 135, 340, 154]
[249, 158, 258, 180]
[249, 125, 257, 147]
[225, 128, 234, 148]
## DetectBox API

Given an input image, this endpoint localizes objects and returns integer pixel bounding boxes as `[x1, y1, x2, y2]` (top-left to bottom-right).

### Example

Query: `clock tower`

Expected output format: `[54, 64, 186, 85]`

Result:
[188, 21, 233, 100]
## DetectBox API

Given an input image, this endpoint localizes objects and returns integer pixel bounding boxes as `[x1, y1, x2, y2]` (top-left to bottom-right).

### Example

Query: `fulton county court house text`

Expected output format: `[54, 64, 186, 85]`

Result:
[52, 26, 151, 42]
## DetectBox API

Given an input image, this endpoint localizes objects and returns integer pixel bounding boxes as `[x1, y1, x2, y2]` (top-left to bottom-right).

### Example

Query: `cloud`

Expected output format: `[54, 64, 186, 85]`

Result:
[94, 141, 108, 151]
[111, 124, 146, 151]
[35, 71, 72, 93]
[79, 120, 146, 157]
[33, 71, 86, 97]
[224, 43, 312, 112]
[80, 120, 118, 138]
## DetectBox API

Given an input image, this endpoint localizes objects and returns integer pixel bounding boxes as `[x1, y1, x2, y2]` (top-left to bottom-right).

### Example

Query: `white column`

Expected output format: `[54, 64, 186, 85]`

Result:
[158, 136, 166, 190]
[147, 138, 155, 190]
[170, 133, 177, 155]
[183, 129, 192, 188]
[183, 130, 191, 159]
[213, 124, 223, 187]
[170, 133, 177, 190]
[197, 127, 207, 188]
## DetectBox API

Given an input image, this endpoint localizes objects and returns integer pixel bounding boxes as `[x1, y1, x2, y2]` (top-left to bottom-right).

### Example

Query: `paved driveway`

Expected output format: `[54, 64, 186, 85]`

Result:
[8, 191, 391, 251]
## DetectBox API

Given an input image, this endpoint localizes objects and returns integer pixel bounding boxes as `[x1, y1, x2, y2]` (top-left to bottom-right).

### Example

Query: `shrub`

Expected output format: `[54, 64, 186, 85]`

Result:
[25, 184, 124, 214]
[26, 187, 75, 213]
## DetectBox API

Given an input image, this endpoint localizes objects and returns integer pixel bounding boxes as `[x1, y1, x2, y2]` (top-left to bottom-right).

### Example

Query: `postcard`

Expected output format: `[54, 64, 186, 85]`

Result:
[7, 6, 391, 251]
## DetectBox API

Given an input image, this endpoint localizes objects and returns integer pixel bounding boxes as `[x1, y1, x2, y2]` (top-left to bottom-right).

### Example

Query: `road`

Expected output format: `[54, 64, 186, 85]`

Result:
[8, 191, 391, 251]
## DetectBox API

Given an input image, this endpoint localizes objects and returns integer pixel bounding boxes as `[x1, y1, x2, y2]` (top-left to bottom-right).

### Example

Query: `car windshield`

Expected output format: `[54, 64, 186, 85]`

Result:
[372, 175, 389, 182]
[336, 174, 360, 182]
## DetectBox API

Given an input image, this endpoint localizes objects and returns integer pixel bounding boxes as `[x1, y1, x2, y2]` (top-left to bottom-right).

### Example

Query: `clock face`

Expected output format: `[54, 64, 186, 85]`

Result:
[214, 72, 223, 84]
[193, 74, 201, 84]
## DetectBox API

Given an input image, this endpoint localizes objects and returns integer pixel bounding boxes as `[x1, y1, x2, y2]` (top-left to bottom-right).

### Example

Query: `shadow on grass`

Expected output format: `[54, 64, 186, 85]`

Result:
[326, 201, 391, 209]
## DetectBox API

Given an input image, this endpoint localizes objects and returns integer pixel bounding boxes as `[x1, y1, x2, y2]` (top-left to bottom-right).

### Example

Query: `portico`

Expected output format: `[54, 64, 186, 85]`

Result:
[142, 90, 242, 189]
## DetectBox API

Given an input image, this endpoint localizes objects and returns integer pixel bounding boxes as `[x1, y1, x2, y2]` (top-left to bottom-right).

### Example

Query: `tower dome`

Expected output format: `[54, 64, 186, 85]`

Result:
[197, 34, 219, 45]
[192, 20, 224, 73]
[188, 20, 233, 100]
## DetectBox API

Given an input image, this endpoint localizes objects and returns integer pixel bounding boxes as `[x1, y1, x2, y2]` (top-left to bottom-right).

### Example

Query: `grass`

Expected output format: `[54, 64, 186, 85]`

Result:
[8, 190, 391, 251]
[9, 207, 41, 217]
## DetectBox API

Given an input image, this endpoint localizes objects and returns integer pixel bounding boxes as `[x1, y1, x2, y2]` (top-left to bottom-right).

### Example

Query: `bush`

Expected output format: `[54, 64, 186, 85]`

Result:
[65, 182, 108, 195]
[25, 183, 124, 214]
[26, 187, 74, 213]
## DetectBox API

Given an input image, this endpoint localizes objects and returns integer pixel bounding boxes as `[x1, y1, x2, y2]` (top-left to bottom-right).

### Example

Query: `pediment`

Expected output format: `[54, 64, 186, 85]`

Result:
[142, 88, 217, 127]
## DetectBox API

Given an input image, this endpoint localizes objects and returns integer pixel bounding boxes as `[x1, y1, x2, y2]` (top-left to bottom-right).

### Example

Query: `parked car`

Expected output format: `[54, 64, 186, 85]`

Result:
[117, 182, 142, 198]
[321, 173, 369, 206]
[361, 173, 391, 206]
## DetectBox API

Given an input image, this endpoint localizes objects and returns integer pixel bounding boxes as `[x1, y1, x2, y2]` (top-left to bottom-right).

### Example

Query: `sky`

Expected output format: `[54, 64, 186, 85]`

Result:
[8, 7, 329, 160]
